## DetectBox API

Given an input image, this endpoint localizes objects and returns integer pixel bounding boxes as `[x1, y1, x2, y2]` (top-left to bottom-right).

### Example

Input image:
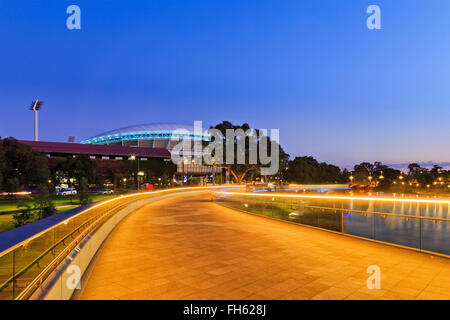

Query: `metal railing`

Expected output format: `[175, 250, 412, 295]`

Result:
[0, 185, 241, 300]
[212, 191, 450, 258]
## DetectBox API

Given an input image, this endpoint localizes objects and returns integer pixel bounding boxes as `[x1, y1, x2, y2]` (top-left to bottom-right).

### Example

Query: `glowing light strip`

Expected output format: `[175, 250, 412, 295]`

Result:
[0, 191, 32, 196]
[214, 191, 450, 204]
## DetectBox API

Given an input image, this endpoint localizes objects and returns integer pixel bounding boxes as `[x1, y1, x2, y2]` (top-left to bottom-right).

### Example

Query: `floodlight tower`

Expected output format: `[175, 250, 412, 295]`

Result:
[29, 100, 43, 141]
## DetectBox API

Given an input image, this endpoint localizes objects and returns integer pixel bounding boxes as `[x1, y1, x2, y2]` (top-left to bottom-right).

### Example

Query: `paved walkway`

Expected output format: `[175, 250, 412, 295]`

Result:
[79, 193, 450, 300]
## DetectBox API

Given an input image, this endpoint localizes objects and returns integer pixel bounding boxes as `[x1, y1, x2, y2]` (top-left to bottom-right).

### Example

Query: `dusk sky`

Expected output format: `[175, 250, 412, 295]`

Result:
[1, 0, 449, 167]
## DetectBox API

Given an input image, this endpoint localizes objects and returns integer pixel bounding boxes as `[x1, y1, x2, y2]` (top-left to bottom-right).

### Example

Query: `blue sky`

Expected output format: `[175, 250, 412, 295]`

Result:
[1, 0, 449, 166]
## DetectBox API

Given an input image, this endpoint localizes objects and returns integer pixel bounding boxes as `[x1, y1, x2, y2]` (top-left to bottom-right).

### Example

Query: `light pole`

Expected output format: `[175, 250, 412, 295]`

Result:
[29, 100, 43, 141]
[138, 171, 144, 191]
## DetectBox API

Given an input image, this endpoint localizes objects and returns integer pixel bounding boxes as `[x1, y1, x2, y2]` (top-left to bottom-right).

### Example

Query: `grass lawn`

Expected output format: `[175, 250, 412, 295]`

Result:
[0, 194, 116, 213]
[0, 194, 117, 234]
[0, 214, 14, 234]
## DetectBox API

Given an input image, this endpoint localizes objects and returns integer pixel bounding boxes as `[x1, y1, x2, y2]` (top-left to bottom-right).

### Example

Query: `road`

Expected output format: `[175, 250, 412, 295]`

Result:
[79, 193, 450, 300]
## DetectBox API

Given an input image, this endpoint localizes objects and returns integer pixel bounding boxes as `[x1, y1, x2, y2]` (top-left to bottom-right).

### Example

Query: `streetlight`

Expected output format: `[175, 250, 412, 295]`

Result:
[129, 155, 141, 190]
[138, 171, 144, 191]
[29, 100, 43, 141]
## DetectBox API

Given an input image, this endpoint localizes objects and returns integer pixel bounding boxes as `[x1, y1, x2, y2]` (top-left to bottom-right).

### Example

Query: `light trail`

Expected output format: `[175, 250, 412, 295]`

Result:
[215, 191, 450, 204]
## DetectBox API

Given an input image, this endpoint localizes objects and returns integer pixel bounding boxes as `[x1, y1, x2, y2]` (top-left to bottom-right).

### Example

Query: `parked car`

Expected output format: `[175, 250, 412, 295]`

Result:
[88, 187, 102, 193]
[100, 189, 114, 195]
[89, 187, 113, 194]
[57, 188, 77, 196]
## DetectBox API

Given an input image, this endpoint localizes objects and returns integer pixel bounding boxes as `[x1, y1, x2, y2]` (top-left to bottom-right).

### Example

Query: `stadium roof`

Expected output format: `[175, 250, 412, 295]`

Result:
[81, 123, 207, 145]
[87, 123, 200, 137]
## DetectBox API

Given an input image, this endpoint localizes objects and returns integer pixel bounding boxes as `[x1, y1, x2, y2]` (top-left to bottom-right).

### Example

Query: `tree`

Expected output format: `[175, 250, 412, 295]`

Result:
[12, 209, 33, 228]
[430, 165, 443, 178]
[33, 184, 57, 219]
[52, 155, 97, 188]
[122, 158, 175, 190]
[351, 161, 400, 188]
[0, 138, 51, 191]
[78, 177, 90, 205]
[209, 121, 288, 183]
[4, 177, 20, 194]
[376, 167, 400, 189]
[285, 156, 345, 184]
[408, 163, 422, 177]
[353, 162, 375, 184]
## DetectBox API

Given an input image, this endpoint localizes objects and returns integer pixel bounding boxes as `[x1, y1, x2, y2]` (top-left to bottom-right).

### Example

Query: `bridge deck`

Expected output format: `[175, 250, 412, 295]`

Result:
[79, 193, 450, 300]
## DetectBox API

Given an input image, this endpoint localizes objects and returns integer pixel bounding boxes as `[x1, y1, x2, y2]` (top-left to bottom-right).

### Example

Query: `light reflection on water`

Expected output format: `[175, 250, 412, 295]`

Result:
[268, 189, 450, 256]
[340, 198, 450, 255]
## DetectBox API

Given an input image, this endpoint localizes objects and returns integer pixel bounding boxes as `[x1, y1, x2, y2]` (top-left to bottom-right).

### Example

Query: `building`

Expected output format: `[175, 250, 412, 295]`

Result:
[20, 140, 170, 160]
[20, 140, 172, 190]
[80, 123, 221, 177]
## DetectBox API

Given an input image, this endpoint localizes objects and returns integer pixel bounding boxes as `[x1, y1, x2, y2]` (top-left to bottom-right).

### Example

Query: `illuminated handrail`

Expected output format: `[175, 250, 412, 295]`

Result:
[0, 185, 244, 300]
[212, 190, 450, 257]
[231, 197, 450, 222]
[0, 202, 129, 296]
[14, 202, 131, 300]
[214, 190, 450, 204]
[0, 185, 241, 259]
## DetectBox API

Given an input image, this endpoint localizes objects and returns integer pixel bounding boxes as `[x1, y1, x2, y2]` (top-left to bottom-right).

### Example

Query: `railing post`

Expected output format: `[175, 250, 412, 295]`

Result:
[373, 212, 376, 240]
[12, 250, 15, 300]
[317, 208, 319, 227]
[271, 199, 273, 218]
[419, 217, 422, 252]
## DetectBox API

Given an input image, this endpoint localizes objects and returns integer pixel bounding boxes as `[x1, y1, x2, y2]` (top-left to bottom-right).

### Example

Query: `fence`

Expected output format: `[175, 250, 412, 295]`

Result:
[212, 191, 450, 258]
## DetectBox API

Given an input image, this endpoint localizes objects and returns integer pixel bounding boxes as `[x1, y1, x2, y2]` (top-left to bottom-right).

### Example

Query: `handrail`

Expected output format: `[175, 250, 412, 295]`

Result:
[0, 202, 128, 294]
[0, 185, 242, 259]
[214, 191, 450, 221]
[15, 202, 131, 300]
[215, 190, 450, 204]
[213, 190, 450, 258]
[237, 198, 450, 222]
[0, 185, 244, 300]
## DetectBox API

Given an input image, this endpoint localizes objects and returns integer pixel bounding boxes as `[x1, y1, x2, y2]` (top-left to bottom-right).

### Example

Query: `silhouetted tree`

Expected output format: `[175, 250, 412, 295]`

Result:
[78, 177, 90, 205]
[33, 184, 57, 219]
[209, 121, 289, 183]
[0, 138, 51, 192]
[285, 156, 345, 184]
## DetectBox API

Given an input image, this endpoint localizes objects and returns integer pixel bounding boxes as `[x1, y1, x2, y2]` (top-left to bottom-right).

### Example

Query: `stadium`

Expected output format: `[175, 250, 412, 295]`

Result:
[81, 123, 220, 176]
[80, 123, 206, 149]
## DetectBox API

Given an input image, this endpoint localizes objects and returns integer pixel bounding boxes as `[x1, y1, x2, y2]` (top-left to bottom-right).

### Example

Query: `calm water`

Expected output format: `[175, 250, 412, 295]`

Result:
[253, 188, 450, 256]
[341, 198, 450, 255]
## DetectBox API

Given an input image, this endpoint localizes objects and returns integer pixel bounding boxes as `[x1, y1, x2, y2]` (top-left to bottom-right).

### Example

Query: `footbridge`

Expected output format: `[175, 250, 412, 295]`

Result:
[1, 186, 449, 300]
